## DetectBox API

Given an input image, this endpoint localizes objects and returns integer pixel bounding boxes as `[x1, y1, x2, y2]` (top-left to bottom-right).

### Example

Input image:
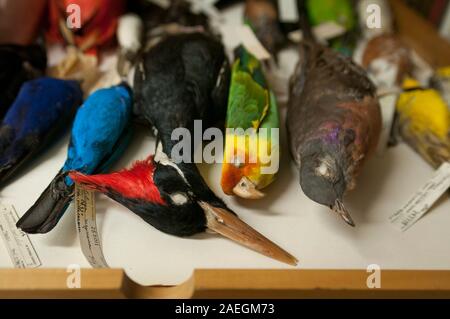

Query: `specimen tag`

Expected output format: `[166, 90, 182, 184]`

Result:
[74, 184, 109, 268]
[288, 22, 346, 43]
[389, 162, 450, 231]
[0, 203, 41, 268]
[278, 0, 299, 22]
[236, 25, 271, 60]
[314, 21, 346, 40]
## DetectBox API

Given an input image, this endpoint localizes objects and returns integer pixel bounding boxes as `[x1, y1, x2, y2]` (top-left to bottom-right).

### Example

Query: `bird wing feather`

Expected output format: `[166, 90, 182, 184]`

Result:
[63, 86, 132, 175]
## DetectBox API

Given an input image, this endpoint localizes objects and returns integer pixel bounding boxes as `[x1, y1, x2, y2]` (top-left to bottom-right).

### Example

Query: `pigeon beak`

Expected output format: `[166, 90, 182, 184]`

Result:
[332, 199, 355, 227]
[198, 201, 298, 266]
[232, 176, 265, 199]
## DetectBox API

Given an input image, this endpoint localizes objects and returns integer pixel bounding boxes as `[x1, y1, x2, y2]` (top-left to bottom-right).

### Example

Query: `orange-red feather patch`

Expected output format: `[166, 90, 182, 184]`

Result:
[69, 155, 166, 205]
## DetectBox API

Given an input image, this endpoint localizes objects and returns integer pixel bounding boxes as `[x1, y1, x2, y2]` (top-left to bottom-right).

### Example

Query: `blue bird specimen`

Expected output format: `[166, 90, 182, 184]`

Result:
[0, 44, 47, 118]
[0, 77, 82, 187]
[17, 83, 133, 234]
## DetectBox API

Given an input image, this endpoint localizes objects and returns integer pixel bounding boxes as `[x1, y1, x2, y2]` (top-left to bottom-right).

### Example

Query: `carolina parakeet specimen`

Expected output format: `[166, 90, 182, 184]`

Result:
[395, 78, 450, 169]
[221, 45, 279, 199]
[306, 0, 357, 56]
[306, 0, 355, 29]
[0, 77, 82, 188]
[0, 44, 47, 118]
[17, 84, 133, 234]
[244, 0, 286, 59]
[70, 14, 298, 266]
[287, 2, 381, 226]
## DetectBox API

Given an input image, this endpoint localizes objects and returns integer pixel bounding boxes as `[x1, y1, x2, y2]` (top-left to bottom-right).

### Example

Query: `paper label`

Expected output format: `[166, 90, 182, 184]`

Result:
[0, 204, 41, 268]
[389, 162, 450, 231]
[313, 21, 346, 41]
[278, 0, 299, 22]
[236, 25, 271, 60]
[288, 22, 346, 43]
[74, 184, 109, 268]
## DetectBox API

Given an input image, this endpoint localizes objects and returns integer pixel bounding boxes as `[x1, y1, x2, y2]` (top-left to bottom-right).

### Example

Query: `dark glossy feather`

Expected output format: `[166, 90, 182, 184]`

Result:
[0, 44, 47, 118]
[0, 77, 82, 188]
[134, 32, 230, 207]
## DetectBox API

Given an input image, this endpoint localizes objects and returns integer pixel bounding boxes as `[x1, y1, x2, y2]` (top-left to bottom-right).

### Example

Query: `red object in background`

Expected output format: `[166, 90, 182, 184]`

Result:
[0, 0, 47, 45]
[46, 0, 125, 54]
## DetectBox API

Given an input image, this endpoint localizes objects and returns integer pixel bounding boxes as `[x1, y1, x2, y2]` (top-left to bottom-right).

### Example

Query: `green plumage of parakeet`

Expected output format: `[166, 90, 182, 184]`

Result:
[220, 45, 279, 199]
[306, 0, 357, 56]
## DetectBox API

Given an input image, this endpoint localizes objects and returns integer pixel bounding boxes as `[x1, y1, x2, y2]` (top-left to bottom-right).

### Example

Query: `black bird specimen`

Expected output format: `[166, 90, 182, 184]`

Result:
[71, 0, 298, 266]
[286, 2, 381, 226]
[0, 44, 47, 118]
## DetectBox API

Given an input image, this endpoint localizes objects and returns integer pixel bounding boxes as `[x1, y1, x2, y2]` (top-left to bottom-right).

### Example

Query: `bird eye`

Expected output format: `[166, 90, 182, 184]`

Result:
[170, 192, 188, 205]
[314, 155, 337, 181]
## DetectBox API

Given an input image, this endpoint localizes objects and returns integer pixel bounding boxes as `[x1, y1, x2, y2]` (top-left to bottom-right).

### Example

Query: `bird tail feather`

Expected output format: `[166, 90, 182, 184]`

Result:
[16, 171, 73, 234]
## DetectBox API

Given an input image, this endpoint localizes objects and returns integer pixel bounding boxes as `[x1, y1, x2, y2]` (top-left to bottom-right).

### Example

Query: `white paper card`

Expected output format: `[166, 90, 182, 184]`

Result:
[75, 185, 109, 268]
[236, 25, 271, 60]
[389, 162, 450, 232]
[313, 21, 346, 41]
[0, 203, 41, 268]
[278, 0, 299, 22]
[288, 22, 346, 43]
